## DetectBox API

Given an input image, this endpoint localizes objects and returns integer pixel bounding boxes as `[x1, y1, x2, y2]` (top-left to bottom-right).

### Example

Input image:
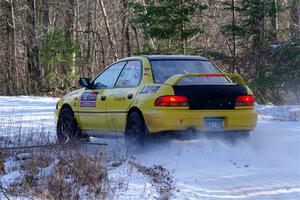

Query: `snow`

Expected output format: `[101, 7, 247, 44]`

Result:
[37, 159, 59, 177]
[129, 120, 300, 199]
[0, 96, 300, 199]
[256, 103, 300, 121]
[4, 157, 21, 174]
[0, 96, 58, 144]
[108, 161, 159, 199]
[16, 153, 31, 160]
[1, 171, 24, 189]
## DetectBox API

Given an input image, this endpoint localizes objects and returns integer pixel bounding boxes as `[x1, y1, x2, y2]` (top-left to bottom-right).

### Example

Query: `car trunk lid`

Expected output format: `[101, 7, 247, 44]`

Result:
[165, 73, 249, 110]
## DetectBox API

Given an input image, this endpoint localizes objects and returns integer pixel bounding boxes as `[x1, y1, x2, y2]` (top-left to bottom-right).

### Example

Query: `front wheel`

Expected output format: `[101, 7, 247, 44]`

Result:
[57, 107, 89, 143]
[125, 112, 149, 144]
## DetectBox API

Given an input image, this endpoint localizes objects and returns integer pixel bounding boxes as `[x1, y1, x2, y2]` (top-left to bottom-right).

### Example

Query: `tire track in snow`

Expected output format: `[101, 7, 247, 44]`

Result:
[178, 184, 300, 199]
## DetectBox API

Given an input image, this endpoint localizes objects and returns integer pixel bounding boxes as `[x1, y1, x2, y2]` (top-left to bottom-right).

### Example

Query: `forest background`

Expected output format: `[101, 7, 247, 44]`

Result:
[0, 0, 299, 104]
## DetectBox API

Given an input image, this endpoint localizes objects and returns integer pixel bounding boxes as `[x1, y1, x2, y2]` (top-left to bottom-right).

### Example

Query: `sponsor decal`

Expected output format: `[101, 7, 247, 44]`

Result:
[140, 86, 160, 94]
[80, 92, 98, 107]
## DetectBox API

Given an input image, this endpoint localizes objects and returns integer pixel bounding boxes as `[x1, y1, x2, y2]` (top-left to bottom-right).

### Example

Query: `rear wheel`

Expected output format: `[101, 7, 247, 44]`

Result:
[125, 111, 149, 144]
[57, 107, 89, 143]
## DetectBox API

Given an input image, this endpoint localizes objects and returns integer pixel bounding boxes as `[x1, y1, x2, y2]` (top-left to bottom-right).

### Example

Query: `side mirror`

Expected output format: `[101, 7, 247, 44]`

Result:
[79, 78, 91, 88]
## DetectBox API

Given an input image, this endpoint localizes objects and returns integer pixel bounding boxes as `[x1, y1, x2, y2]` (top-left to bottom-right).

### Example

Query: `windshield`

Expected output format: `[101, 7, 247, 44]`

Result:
[150, 59, 230, 85]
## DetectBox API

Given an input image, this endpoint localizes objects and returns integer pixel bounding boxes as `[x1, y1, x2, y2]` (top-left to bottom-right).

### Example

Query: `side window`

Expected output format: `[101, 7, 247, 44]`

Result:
[116, 60, 142, 88]
[93, 62, 126, 88]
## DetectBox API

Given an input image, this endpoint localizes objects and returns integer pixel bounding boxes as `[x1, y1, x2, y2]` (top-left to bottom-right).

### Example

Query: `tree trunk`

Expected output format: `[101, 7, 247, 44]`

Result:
[65, 0, 75, 75]
[270, 0, 279, 42]
[99, 0, 118, 61]
[180, 0, 185, 54]
[131, 24, 140, 53]
[0, 34, 11, 95]
[40, 0, 49, 79]
[121, 0, 131, 57]
[86, 0, 92, 75]
[27, 0, 41, 94]
[289, 0, 300, 38]
[41, 0, 49, 35]
[3, 0, 19, 94]
[231, 0, 237, 73]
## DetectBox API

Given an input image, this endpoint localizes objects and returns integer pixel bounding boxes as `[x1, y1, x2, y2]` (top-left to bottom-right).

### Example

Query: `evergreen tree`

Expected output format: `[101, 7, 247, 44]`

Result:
[39, 28, 78, 91]
[130, 0, 206, 54]
[238, 0, 285, 49]
[221, 0, 244, 72]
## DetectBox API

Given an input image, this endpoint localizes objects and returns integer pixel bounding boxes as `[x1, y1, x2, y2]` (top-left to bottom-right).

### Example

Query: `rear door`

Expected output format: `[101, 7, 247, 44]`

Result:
[106, 60, 143, 131]
[78, 61, 126, 131]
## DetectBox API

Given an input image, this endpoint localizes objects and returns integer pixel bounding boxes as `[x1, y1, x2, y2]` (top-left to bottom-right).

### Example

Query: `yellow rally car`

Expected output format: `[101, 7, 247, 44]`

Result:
[55, 55, 257, 143]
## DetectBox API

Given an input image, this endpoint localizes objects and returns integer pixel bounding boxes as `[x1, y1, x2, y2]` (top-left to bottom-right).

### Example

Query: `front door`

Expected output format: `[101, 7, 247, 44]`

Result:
[78, 88, 107, 131]
[78, 61, 127, 131]
[106, 60, 143, 131]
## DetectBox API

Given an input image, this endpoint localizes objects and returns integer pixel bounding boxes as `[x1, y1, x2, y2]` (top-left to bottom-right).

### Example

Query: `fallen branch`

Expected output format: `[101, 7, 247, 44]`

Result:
[0, 151, 4, 174]
[0, 142, 107, 151]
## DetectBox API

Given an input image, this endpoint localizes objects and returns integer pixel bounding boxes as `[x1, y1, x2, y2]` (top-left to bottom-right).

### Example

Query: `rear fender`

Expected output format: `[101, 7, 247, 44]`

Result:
[133, 84, 181, 111]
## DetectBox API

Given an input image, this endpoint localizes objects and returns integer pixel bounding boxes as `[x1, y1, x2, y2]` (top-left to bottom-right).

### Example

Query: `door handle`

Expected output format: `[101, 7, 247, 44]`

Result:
[127, 94, 133, 99]
[101, 96, 106, 101]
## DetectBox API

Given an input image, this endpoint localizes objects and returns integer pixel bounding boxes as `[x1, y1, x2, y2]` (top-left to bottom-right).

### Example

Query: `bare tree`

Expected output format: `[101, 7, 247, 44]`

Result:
[65, 0, 76, 75]
[121, 0, 131, 57]
[99, 0, 118, 61]
[289, 0, 300, 38]
[270, 0, 279, 42]
[26, 0, 41, 93]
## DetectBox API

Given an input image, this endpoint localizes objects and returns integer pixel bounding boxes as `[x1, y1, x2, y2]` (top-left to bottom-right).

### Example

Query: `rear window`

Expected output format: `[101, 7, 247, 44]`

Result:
[150, 59, 230, 85]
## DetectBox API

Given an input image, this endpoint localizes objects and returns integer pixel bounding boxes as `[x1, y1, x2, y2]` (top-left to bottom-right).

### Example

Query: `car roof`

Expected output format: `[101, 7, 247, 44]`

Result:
[143, 55, 209, 61]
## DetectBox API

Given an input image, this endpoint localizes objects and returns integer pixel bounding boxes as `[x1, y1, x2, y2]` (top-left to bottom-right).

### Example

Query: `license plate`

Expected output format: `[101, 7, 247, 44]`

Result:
[204, 118, 224, 131]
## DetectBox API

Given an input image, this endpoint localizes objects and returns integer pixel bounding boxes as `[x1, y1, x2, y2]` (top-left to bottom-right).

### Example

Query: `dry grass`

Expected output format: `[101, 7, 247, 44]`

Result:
[1, 146, 111, 200]
[0, 118, 113, 200]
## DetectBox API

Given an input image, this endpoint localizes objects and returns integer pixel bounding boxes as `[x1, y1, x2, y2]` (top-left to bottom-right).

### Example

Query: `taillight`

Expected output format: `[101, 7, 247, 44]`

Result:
[235, 95, 254, 106]
[155, 96, 189, 107]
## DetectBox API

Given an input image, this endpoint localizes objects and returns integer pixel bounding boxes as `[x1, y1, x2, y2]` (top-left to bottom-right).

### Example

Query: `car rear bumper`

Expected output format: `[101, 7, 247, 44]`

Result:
[143, 109, 257, 134]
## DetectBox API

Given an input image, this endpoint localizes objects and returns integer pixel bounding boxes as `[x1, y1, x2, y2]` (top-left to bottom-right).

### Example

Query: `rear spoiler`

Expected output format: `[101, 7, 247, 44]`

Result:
[164, 73, 245, 86]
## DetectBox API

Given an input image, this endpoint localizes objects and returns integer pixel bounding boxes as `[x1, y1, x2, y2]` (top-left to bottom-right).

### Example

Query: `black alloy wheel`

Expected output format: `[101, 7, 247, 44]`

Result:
[57, 107, 89, 143]
[125, 111, 149, 144]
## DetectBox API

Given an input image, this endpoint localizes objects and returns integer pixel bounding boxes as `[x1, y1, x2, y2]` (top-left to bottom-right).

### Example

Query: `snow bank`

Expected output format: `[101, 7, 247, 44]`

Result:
[256, 104, 300, 121]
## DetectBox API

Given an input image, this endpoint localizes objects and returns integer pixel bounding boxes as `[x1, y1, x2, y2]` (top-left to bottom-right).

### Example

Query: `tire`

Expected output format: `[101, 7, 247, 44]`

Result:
[57, 107, 89, 143]
[125, 111, 149, 144]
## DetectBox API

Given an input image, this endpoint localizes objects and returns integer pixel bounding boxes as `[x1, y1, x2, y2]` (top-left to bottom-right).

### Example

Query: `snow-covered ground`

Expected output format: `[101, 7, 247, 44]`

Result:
[0, 96, 300, 199]
[256, 103, 300, 121]
[0, 96, 57, 144]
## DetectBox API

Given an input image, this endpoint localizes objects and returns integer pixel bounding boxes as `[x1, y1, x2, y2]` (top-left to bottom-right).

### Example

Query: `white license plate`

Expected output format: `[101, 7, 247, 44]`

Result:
[204, 118, 224, 131]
